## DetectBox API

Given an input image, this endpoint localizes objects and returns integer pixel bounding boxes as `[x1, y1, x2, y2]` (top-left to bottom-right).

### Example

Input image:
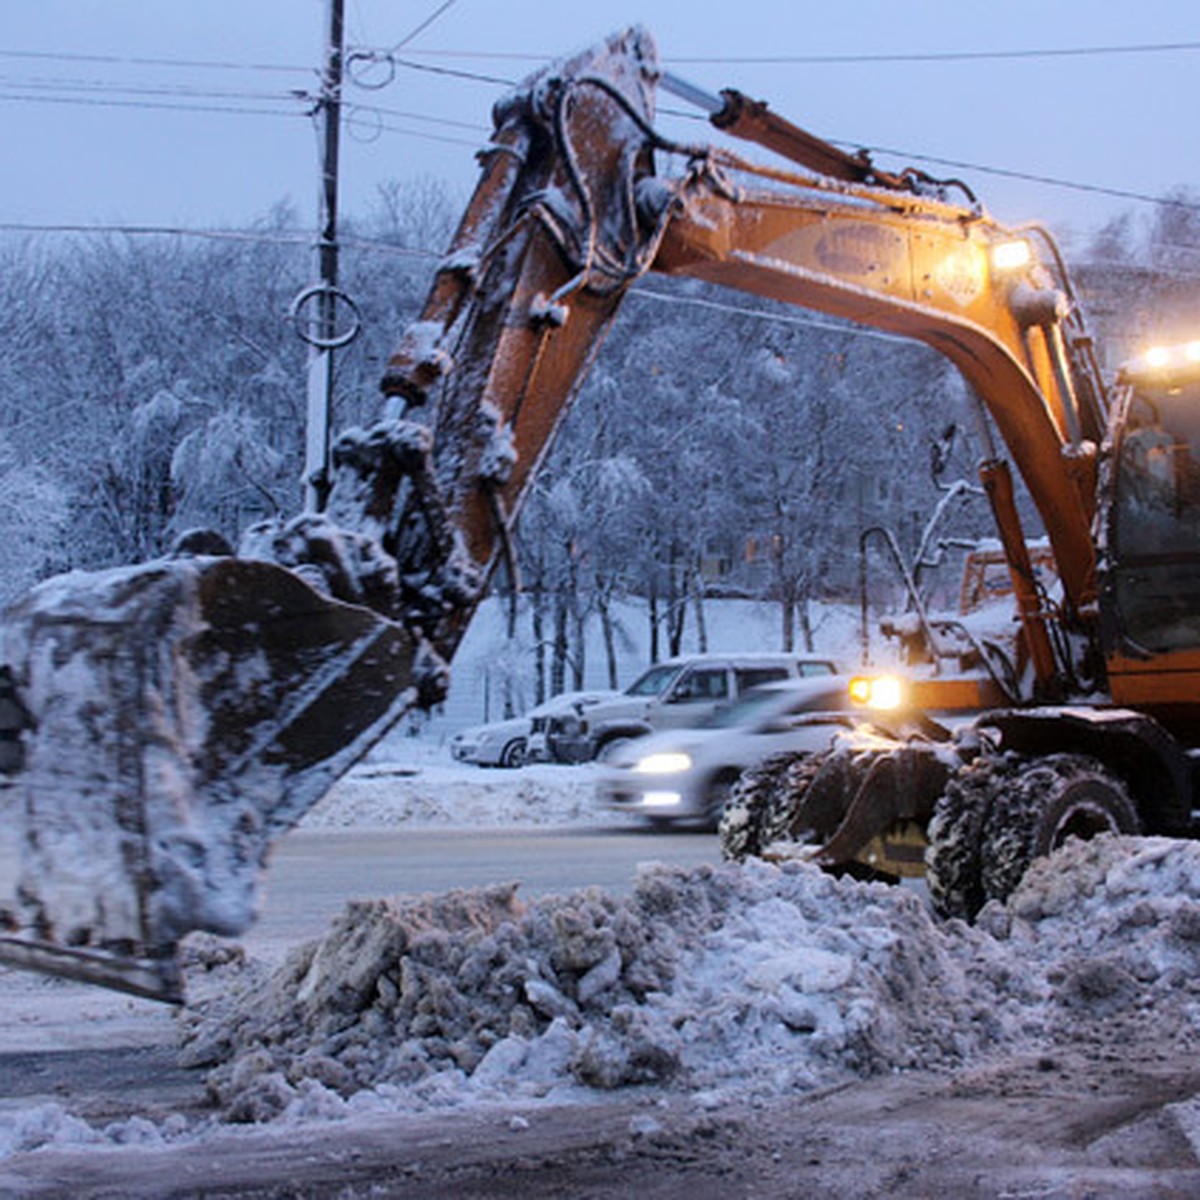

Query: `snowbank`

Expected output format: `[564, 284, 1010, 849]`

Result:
[300, 751, 611, 830]
[172, 835, 1200, 1128]
[10, 833, 1200, 1158]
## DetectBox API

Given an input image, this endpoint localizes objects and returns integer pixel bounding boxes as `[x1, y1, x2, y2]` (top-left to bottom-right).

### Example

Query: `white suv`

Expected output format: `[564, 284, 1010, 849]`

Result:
[540, 653, 839, 764]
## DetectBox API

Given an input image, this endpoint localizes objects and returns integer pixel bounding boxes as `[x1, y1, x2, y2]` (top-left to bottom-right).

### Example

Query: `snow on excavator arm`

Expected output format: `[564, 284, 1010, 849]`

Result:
[0, 26, 1104, 1000]
[0, 28, 667, 1002]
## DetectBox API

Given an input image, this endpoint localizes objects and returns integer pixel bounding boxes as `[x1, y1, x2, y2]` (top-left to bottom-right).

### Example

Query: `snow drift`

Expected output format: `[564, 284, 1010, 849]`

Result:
[178, 835, 1200, 1125]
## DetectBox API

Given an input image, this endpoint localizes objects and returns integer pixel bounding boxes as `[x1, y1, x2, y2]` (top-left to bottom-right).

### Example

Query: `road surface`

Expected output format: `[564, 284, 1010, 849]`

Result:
[252, 824, 719, 951]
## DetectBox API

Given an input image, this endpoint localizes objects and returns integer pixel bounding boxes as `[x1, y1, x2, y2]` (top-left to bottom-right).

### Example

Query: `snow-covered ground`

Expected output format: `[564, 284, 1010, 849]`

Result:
[301, 745, 614, 830]
[5, 599, 1200, 1190]
[6, 731, 1200, 1182]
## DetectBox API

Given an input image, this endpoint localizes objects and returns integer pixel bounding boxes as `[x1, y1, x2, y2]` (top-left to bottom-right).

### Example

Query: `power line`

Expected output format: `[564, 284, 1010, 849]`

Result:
[0, 75, 303, 105]
[0, 90, 305, 120]
[360, 38, 1200, 67]
[3, 39, 1196, 217]
[9, 37, 1200, 75]
[852, 144, 1200, 212]
[388, 1, 460, 54]
[347, 98, 482, 133]
[663, 40, 1200, 66]
[0, 221, 441, 258]
[390, 55, 514, 87]
[629, 285, 910, 345]
[0, 47, 311, 74]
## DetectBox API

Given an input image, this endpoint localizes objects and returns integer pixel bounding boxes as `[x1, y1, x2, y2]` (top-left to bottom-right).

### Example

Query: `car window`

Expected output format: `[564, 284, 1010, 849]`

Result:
[626, 664, 683, 697]
[799, 661, 835, 677]
[735, 667, 787, 692]
[671, 668, 729, 702]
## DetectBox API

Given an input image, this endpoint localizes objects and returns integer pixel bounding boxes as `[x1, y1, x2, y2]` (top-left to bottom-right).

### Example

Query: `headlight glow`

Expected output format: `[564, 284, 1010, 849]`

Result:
[1124, 338, 1200, 379]
[642, 791, 683, 807]
[991, 238, 1031, 272]
[633, 751, 692, 775]
[848, 674, 906, 711]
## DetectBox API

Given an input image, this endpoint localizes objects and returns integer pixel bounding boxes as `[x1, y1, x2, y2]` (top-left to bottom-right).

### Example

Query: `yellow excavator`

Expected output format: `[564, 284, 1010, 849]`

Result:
[2, 27, 1198, 1001]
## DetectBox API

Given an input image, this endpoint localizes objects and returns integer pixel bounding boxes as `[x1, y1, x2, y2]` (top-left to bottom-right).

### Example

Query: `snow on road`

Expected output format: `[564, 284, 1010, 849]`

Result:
[300, 745, 613, 830]
[6, 748, 1200, 1176]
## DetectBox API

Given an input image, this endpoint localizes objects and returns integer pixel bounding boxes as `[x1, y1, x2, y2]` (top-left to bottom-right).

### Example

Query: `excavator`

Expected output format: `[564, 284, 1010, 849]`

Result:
[2, 27, 1198, 1002]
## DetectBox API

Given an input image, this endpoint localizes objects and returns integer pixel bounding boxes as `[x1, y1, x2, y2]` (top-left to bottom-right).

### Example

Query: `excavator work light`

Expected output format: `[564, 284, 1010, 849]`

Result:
[1125, 339, 1200, 381]
[848, 674, 905, 710]
[991, 239, 1032, 273]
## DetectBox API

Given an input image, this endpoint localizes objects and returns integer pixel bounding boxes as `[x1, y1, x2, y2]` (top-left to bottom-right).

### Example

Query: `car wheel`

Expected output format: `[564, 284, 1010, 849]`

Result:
[499, 738, 527, 769]
[704, 771, 741, 831]
[597, 736, 632, 763]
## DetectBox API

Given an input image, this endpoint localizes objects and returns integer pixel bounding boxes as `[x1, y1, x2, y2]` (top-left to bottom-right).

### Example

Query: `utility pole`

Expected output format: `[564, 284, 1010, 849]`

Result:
[303, 0, 345, 512]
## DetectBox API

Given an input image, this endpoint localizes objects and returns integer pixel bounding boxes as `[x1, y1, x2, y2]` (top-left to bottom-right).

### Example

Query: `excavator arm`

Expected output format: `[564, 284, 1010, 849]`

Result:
[0, 27, 1105, 1000]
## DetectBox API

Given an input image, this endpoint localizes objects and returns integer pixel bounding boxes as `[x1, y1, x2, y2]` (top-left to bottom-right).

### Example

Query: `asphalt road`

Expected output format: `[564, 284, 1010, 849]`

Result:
[251, 824, 719, 950]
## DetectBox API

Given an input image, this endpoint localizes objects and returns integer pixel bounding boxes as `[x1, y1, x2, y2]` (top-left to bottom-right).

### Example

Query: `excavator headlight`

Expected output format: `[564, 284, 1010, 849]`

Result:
[991, 239, 1032, 273]
[1123, 339, 1200, 382]
[848, 674, 906, 711]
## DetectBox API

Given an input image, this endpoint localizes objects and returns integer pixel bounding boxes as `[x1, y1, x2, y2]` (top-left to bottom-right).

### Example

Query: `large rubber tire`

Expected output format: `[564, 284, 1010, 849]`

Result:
[720, 753, 794, 861]
[926, 754, 1016, 921]
[979, 753, 1140, 904]
[719, 752, 824, 861]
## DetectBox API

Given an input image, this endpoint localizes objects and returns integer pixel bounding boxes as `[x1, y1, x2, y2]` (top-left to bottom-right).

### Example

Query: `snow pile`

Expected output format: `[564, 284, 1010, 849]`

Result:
[179, 858, 1025, 1122]
[300, 758, 611, 829]
[981, 835, 1200, 1029]
[0, 1104, 188, 1159]
[179, 837, 1200, 1126]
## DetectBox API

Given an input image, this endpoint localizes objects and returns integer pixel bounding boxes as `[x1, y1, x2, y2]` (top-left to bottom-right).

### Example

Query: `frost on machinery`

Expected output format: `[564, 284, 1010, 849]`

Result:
[2, 26, 1200, 1001]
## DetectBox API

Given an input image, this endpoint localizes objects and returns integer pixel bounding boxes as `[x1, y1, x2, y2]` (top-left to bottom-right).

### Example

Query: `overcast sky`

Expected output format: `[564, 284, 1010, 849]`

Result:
[3, 1, 1199, 252]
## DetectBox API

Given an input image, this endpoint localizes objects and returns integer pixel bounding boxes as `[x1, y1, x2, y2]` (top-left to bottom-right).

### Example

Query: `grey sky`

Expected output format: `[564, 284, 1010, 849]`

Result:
[3, 1, 1199, 251]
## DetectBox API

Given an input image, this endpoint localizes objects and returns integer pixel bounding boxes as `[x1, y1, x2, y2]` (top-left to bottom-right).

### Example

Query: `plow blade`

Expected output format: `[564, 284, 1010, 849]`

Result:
[0, 556, 423, 1002]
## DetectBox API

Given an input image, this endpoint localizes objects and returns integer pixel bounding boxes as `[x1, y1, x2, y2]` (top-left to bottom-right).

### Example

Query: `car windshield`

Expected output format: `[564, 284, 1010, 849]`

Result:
[625, 664, 683, 697]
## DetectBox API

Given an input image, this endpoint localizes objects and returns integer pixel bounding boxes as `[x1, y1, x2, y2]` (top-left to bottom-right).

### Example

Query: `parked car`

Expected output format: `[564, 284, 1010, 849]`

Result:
[449, 690, 619, 768]
[595, 676, 854, 829]
[540, 653, 840, 764]
[523, 690, 623, 763]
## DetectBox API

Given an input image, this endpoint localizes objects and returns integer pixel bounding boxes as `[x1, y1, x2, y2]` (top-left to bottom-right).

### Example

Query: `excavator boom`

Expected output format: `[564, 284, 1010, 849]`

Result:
[0, 27, 1112, 999]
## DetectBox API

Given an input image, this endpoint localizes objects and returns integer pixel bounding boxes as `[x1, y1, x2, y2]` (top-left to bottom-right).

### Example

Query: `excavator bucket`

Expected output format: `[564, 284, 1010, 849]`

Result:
[0, 555, 423, 1001]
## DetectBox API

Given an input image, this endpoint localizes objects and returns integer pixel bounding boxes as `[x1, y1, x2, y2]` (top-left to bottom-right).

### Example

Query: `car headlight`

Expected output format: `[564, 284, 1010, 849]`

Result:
[633, 751, 692, 775]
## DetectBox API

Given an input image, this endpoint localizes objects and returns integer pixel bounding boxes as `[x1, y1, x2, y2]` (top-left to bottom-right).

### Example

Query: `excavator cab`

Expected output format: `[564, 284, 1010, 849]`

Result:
[1103, 343, 1200, 731]
[1108, 344, 1200, 654]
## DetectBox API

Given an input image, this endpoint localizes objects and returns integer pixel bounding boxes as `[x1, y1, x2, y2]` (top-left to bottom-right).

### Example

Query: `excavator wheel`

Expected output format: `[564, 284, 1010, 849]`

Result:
[979, 753, 1140, 905]
[719, 751, 828, 861]
[925, 754, 1016, 920]
[719, 753, 797, 860]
